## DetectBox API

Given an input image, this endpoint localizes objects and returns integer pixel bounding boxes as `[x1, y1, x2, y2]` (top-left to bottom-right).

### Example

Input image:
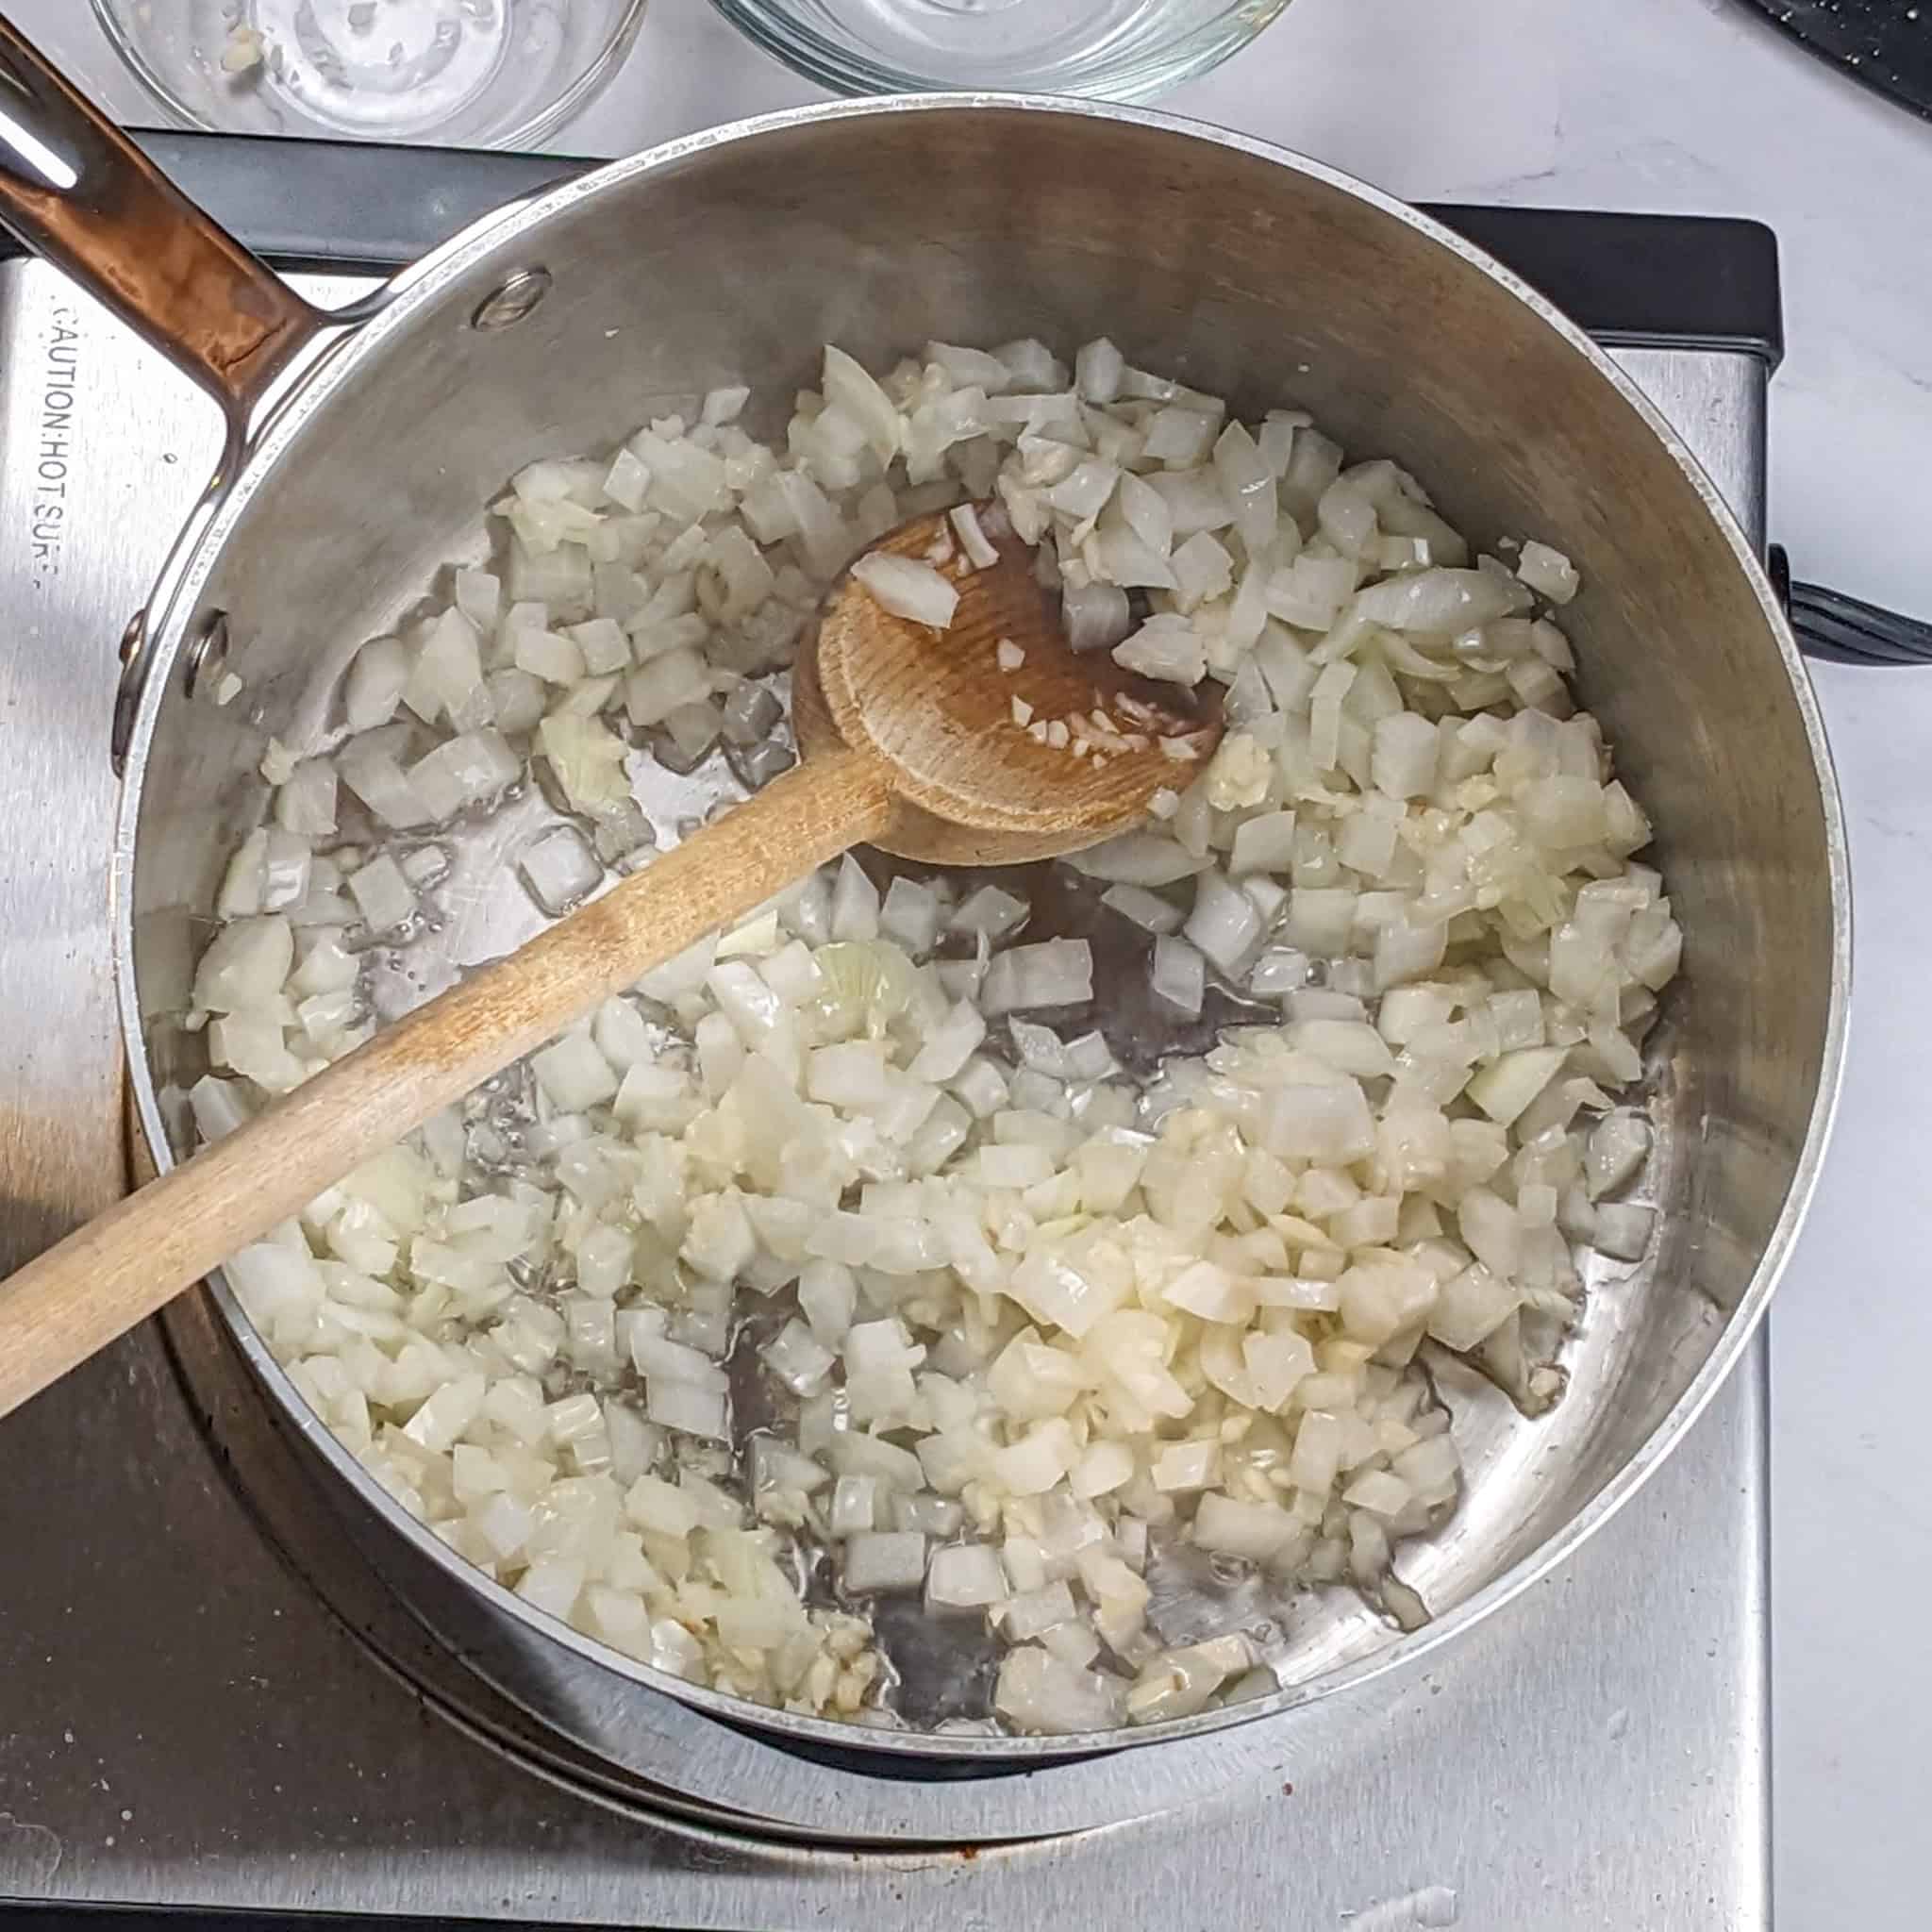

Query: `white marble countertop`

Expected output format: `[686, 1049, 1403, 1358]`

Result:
[25, 0, 1932, 1923]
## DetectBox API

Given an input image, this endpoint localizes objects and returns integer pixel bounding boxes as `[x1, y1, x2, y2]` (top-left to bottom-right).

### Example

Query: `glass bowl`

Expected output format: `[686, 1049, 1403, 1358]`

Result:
[708, 0, 1291, 101]
[92, 0, 648, 146]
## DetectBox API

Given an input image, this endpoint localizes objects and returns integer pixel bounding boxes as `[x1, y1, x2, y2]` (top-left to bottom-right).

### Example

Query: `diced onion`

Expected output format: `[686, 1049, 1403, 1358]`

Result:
[1183, 870, 1262, 974]
[980, 940, 1092, 1016]
[1113, 614, 1205, 685]
[851, 553, 959, 630]
[186, 331, 1677, 1744]
[843, 1530, 928, 1592]
[1150, 934, 1206, 1017]
[1103, 883, 1184, 933]
[1516, 540, 1580, 605]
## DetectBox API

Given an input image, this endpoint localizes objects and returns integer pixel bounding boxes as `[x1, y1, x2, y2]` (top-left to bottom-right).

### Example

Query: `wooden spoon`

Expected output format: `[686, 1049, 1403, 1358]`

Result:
[0, 506, 1219, 1421]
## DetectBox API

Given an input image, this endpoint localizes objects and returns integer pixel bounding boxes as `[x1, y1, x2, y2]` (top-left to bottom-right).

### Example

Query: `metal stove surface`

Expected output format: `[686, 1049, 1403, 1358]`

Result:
[0, 150, 1776, 1929]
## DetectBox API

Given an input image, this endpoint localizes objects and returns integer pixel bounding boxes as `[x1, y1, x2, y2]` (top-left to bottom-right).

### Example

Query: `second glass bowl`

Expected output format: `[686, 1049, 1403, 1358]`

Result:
[708, 0, 1292, 102]
[93, 0, 648, 146]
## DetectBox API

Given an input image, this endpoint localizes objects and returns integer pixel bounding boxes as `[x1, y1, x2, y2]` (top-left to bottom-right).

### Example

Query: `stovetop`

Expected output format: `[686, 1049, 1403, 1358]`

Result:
[0, 141, 1780, 1927]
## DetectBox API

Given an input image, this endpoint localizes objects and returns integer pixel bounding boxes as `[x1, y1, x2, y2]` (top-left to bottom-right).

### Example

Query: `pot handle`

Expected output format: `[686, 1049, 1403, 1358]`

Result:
[1770, 545, 1932, 668]
[0, 14, 325, 425]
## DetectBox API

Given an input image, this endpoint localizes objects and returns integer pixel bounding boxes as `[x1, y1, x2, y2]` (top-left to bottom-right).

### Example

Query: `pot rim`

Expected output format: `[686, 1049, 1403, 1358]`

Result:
[112, 92, 1851, 1779]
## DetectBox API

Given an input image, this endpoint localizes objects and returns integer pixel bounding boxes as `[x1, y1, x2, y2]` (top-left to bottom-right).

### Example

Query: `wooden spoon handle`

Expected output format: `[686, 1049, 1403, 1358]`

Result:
[0, 745, 893, 1422]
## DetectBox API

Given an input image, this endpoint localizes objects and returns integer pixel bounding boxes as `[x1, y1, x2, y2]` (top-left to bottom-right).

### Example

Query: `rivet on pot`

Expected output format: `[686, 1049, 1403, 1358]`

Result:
[472, 268, 553, 332]
[181, 610, 232, 701]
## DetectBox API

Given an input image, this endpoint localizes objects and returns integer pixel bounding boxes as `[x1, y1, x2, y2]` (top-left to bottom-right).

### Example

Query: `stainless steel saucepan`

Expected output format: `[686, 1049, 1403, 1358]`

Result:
[0, 18, 1848, 1839]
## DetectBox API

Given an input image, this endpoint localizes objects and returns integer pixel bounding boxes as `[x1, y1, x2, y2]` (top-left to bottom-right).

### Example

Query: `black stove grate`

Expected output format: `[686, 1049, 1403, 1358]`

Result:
[52, 136, 1782, 371]
[1740, 0, 1932, 122]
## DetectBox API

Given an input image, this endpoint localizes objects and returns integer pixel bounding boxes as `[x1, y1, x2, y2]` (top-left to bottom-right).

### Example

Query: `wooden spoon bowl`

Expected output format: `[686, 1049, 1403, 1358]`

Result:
[802, 504, 1219, 864]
